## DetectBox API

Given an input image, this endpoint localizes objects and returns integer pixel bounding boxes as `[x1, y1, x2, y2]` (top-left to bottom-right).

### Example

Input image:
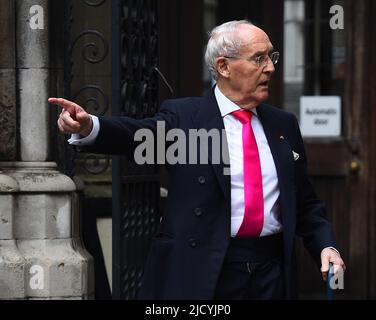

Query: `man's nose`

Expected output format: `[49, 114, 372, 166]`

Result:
[263, 57, 275, 73]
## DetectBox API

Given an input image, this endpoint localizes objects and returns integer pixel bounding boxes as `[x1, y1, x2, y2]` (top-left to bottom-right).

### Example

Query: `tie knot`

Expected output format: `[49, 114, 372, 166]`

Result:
[231, 110, 253, 124]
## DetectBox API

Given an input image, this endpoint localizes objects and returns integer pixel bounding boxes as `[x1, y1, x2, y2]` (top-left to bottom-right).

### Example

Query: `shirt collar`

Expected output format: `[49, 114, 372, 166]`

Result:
[214, 85, 258, 118]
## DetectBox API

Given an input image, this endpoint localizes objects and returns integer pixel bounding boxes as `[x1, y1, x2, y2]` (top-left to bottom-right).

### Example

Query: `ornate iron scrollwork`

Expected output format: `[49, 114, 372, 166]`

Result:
[112, 0, 161, 300]
[64, 0, 162, 299]
[83, 0, 107, 7]
[72, 85, 110, 116]
[82, 154, 110, 175]
[64, 0, 110, 177]
[71, 30, 109, 64]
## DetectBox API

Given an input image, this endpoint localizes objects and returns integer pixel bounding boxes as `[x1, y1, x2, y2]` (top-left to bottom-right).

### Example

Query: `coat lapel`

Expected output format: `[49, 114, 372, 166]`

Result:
[192, 88, 231, 203]
[256, 104, 295, 187]
[256, 103, 296, 253]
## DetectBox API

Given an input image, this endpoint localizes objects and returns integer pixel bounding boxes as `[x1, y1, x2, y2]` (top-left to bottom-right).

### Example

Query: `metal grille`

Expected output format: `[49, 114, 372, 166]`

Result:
[63, 0, 111, 177]
[112, 0, 161, 300]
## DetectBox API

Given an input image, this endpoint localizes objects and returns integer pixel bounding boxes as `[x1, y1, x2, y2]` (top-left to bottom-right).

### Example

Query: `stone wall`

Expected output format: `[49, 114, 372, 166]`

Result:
[0, 0, 17, 160]
[0, 0, 94, 300]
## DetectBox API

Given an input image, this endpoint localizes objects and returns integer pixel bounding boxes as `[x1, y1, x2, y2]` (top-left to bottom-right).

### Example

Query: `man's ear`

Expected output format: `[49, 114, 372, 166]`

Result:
[216, 57, 230, 78]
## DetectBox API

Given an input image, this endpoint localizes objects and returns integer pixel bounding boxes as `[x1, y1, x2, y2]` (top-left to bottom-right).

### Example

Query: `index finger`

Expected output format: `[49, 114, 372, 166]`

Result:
[321, 259, 330, 273]
[48, 98, 80, 114]
[321, 257, 330, 281]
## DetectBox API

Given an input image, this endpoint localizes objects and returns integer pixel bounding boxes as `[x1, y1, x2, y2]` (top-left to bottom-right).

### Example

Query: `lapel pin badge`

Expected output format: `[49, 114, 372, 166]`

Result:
[280, 135, 285, 140]
[292, 151, 300, 161]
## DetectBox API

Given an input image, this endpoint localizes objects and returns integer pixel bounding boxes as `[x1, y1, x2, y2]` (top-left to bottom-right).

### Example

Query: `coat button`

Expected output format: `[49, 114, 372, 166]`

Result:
[198, 176, 206, 185]
[194, 207, 203, 217]
[189, 238, 197, 248]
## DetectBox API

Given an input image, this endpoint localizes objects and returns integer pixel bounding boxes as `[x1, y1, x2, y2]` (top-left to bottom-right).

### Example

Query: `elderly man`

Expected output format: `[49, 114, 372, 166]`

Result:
[49, 20, 345, 299]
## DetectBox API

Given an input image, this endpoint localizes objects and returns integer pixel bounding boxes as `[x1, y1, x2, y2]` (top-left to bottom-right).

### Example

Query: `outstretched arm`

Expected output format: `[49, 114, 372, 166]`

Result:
[49, 97, 178, 157]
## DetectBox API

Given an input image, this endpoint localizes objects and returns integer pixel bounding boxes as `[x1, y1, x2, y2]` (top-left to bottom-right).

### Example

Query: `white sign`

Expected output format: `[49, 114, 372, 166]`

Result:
[300, 96, 341, 137]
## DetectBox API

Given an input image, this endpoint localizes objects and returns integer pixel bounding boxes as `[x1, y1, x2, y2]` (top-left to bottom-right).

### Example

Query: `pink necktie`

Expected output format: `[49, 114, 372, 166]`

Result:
[232, 110, 264, 237]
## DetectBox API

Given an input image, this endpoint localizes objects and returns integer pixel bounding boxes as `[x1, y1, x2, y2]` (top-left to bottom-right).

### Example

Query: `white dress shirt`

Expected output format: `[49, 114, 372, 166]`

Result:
[214, 86, 283, 237]
[68, 115, 100, 146]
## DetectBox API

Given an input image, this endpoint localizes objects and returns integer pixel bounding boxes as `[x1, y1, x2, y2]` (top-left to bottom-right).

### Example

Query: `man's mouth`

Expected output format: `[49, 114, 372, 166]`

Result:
[259, 81, 269, 87]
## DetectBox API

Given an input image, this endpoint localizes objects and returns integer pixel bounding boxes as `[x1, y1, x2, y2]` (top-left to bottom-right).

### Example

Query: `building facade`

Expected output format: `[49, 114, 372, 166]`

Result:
[1, 0, 376, 299]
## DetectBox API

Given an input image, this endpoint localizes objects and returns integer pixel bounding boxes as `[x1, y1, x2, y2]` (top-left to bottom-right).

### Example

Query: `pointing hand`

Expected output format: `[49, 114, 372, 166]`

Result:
[48, 98, 93, 137]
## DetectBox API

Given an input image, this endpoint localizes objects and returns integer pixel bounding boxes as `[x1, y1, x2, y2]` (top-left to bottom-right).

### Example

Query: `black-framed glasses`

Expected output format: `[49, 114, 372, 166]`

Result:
[225, 51, 280, 68]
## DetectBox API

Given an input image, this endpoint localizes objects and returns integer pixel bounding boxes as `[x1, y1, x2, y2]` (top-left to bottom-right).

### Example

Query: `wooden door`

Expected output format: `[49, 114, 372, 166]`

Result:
[294, 0, 376, 299]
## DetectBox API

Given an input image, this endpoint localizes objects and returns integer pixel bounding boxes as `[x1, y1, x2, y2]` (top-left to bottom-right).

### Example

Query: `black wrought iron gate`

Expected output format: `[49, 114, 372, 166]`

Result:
[62, 0, 161, 299]
[111, 0, 161, 300]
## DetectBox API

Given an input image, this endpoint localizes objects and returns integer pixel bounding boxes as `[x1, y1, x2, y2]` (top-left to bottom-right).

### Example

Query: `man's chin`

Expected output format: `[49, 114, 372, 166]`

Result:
[256, 91, 269, 102]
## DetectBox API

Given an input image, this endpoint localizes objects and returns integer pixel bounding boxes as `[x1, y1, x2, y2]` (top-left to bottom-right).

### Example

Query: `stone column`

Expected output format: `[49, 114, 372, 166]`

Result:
[0, 0, 94, 299]
[0, 0, 25, 299]
[17, 0, 49, 161]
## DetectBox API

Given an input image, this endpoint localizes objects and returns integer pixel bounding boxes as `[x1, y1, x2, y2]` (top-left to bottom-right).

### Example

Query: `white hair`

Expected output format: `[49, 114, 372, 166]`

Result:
[205, 20, 254, 81]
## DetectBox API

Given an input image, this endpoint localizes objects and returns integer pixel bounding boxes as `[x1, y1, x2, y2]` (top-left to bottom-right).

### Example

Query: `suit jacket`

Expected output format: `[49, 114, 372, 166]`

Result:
[85, 87, 337, 299]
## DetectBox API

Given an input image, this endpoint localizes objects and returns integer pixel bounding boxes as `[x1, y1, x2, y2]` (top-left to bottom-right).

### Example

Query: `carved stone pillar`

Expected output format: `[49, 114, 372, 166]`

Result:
[0, 0, 94, 299]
